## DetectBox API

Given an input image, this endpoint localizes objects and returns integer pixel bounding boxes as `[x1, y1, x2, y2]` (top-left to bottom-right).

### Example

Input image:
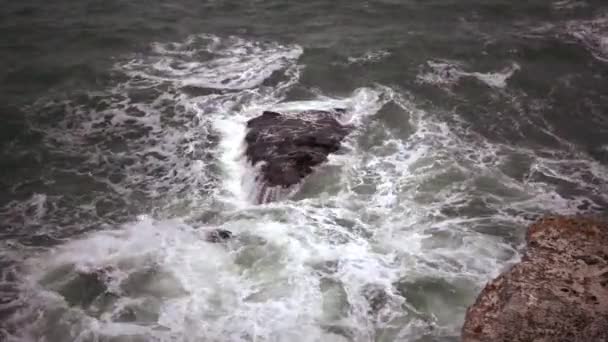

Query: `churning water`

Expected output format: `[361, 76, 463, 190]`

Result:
[1, 1, 608, 341]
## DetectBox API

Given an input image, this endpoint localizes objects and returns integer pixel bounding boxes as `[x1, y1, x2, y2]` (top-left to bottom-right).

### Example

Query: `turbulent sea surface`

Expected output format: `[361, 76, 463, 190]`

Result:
[1, 1, 608, 341]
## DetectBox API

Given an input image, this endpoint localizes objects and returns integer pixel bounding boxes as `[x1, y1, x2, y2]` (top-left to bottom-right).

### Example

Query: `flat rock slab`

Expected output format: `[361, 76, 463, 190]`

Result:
[244, 109, 352, 202]
[462, 216, 608, 342]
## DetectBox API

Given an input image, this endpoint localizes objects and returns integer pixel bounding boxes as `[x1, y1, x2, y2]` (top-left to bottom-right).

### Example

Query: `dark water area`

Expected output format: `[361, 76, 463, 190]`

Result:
[1, 0, 608, 341]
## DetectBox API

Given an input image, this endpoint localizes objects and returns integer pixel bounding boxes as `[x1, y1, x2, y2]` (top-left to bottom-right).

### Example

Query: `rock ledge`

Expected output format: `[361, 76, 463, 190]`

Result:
[244, 109, 351, 203]
[462, 216, 608, 342]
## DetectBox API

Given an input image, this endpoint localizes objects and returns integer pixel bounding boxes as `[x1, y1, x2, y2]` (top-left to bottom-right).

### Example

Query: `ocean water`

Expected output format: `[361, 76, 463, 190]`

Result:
[1, 1, 608, 341]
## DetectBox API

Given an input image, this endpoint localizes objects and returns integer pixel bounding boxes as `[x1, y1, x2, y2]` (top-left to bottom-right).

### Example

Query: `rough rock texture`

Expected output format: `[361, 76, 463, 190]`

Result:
[462, 216, 608, 342]
[244, 109, 351, 202]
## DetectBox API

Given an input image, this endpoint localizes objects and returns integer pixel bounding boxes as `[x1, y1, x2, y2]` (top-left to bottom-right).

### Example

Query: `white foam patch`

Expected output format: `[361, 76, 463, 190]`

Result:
[267, 86, 392, 128]
[6, 214, 407, 341]
[125, 34, 303, 90]
[19, 33, 304, 220]
[417, 60, 520, 89]
[6, 218, 313, 341]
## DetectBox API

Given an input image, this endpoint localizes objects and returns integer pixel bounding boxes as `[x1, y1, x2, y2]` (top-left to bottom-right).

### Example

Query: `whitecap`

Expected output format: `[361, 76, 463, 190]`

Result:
[417, 60, 520, 89]
[346, 50, 391, 65]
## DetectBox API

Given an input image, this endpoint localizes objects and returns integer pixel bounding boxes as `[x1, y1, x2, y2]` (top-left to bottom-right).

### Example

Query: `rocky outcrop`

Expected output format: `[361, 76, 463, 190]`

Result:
[462, 216, 608, 342]
[244, 109, 352, 203]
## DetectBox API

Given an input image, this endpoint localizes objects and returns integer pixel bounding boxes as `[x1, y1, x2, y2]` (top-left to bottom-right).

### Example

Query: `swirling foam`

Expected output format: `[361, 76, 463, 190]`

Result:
[2, 32, 607, 342]
[417, 60, 520, 89]
[566, 14, 608, 62]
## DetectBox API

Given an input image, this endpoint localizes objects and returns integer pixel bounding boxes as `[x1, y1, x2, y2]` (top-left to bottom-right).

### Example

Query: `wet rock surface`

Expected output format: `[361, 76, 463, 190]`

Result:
[462, 216, 608, 342]
[244, 109, 352, 202]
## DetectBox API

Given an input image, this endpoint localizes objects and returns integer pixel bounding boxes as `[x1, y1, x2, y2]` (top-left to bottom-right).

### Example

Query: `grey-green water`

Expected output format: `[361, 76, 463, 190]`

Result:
[1, 1, 608, 341]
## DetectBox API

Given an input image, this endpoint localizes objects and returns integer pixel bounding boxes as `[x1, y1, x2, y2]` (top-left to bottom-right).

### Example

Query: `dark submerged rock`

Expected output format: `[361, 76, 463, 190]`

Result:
[462, 216, 608, 342]
[361, 284, 389, 314]
[58, 266, 116, 308]
[113, 307, 137, 322]
[244, 109, 352, 202]
[205, 229, 233, 243]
